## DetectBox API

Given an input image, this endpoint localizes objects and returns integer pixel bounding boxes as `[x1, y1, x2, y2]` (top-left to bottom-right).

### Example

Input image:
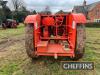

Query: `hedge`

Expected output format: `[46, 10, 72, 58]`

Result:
[86, 23, 100, 28]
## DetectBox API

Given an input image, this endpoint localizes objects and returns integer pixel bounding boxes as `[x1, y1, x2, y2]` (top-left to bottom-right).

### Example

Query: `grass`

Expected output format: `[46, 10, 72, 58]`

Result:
[0, 25, 100, 75]
[0, 24, 25, 40]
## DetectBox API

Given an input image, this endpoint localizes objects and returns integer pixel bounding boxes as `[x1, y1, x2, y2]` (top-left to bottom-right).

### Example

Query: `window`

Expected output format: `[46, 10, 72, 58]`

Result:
[94, 19, 100, 23]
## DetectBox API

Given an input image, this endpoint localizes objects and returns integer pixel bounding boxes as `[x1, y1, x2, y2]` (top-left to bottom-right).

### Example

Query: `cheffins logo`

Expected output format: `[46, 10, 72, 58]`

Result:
[61, 61, 94, 70]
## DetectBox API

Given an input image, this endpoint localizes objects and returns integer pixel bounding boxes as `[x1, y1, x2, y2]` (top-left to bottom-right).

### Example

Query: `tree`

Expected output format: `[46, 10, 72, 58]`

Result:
[44, 6, 51, 14]
[32, 10, 37, 14]
[11, 0, 25, 11]
[0, 0, 5, 22]
[0, 8, 4, 25]
[11, 0, 28, 22]
[0, 0, 11, 19]
[56, 10, 64, 14]
[39, 6, 51, 15]
[55, 10, 69, 15]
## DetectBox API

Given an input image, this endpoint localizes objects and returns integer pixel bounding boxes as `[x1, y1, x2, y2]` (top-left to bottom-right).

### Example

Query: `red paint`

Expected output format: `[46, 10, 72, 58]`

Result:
[24, 13, 86, 58]
[42, 17, 55, 26]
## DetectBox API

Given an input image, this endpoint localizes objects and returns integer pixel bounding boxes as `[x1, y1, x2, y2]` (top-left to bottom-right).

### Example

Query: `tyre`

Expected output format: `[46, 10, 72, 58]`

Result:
[73, 24, 86, 60]
[25, 24, 37, 58]
[2, 23, 6, 29]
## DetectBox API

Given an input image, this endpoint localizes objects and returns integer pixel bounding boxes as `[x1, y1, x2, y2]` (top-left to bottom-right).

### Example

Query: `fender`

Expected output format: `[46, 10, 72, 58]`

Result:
[24, 14, 40, 24]
[69, 13, 87, 24]
[67, 13, 86, 56]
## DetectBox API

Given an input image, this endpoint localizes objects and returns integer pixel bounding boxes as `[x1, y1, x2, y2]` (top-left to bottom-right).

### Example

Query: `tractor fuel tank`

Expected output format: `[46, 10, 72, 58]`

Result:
[42, 17, 55, 26]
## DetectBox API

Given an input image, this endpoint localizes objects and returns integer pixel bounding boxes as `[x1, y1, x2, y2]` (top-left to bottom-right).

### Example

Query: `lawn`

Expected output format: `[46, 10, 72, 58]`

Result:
[0, 24, 100, 75]
[0, 25, 24, 40]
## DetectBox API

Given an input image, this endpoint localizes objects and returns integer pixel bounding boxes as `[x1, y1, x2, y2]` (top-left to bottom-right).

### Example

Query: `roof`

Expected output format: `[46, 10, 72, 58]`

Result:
[73, 1, 100, 13]
[86, 1, 100, 11]
[73, 6, 87, 14]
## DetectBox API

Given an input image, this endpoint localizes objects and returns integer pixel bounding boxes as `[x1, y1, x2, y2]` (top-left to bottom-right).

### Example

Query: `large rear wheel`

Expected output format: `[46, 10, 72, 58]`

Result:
[73, 24, 86, 60]
[25, 24, 37, 58]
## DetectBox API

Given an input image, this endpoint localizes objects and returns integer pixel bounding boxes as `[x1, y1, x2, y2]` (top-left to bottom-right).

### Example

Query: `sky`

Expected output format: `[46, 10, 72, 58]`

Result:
[6, 0, 100, 13]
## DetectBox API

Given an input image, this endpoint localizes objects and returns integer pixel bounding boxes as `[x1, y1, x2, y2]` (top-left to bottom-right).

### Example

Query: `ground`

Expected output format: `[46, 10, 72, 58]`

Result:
[0, 24, 100, 75]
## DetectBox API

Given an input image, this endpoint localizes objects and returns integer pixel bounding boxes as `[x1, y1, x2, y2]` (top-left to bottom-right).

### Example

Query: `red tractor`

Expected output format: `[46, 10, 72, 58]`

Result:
[2, 19, 19, 29]
[24, 13, 86, 60]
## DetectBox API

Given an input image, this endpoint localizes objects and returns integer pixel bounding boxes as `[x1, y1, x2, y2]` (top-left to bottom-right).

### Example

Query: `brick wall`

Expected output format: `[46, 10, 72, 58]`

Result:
[88, 3, 100, 22]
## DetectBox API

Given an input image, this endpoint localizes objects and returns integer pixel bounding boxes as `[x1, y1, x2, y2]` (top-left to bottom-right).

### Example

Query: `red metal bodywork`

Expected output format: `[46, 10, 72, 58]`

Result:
[24, 13, 86, 58]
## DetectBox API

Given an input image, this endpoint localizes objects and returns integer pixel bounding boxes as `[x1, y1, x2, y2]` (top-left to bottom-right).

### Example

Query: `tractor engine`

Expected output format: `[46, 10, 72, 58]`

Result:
[42, 16, 66, 37]
[41, 15, 68, 51]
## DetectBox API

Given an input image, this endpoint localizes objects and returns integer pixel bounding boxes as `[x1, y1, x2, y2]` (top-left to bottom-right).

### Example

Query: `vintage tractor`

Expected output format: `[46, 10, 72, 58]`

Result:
[24, 13, 86, 60]
[0, 1, 19, 29]
[2, 19, 19, 29]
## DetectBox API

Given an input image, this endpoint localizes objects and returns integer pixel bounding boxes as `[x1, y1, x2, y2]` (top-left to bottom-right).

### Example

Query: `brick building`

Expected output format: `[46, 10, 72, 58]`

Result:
[73, 0, 100, 22]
